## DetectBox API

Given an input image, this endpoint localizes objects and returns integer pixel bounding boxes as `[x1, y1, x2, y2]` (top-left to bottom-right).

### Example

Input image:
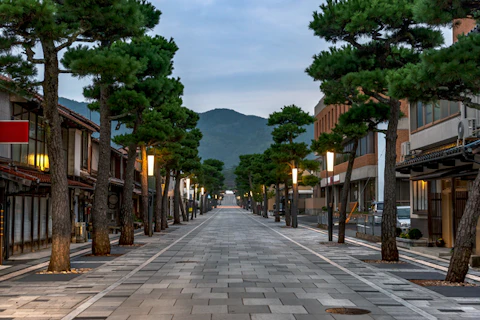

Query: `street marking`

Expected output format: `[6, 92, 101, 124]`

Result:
[298, 223, 480, 283]
[0, 230, 144, 282]
[248, 213, 438, 320]
[61, 211, 217, 320]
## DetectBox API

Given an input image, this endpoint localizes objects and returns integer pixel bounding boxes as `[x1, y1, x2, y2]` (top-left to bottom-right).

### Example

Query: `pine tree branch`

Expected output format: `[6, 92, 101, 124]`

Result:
[109, 112, 132, 120]
[59, 69, 72, 74]
[56, 29, 85, 52]
[25, 47, 45, 64]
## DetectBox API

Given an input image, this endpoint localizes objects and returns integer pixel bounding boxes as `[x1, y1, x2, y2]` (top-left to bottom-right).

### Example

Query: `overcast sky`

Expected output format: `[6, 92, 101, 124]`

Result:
[57, 0, 328, 118]
[56, 0, 453, 119]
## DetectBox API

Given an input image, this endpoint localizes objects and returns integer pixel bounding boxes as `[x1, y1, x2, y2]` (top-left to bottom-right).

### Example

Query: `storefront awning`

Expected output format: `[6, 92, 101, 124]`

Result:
[396, 139, 480, 174]
[410, 165, 474, 181]
[0, 165, 94, 190]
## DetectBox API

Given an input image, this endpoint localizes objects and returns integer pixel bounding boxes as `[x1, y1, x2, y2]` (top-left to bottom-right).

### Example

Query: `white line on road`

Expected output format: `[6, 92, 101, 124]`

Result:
[61, 211, 218, 320]
[248, 213, 437, 320]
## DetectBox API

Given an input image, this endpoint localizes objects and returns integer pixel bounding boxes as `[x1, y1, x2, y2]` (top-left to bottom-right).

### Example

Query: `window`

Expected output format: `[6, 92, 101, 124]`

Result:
[81, 131, 89, 169]
[411, 100, 460, 130]
[11, 104, 49, 170]
[413, 180, 428, 212]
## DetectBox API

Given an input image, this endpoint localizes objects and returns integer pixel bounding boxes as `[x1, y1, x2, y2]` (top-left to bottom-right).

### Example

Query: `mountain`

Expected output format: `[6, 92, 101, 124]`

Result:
[58, 99, 314, 169]
[196, 108, 314, 169]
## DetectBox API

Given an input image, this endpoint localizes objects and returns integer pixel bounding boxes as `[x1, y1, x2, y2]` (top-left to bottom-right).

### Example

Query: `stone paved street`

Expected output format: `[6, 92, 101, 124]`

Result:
[1, 204, 480, 320]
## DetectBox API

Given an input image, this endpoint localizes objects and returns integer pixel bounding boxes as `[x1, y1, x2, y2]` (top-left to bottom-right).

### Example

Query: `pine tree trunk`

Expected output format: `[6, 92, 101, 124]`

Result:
[338, 140, 359, 244]
[44, 43, 71, 272]
[173, 171, 181, 224]
[119, 143, 137, 245]
[284, 180, 291, 227]
[248, 175, 257, 215]
[154, 162, 162, 232]
[275, 181, 280, 222]
[180, 197, 188, 221]
[91, 84, 111, 256]
[161, 170, 171, 229]
[446, 170, 480, 282]
[381, 100, 400, 261]
[140, 145, 149, 235]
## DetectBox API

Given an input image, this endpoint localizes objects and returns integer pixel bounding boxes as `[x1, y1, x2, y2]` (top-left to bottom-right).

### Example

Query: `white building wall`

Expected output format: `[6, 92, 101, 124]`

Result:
[0, 91, 12, 159]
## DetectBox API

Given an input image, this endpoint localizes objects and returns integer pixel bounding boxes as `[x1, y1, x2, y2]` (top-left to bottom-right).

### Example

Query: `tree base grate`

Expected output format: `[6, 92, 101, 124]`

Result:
[326, 308, 371, 315]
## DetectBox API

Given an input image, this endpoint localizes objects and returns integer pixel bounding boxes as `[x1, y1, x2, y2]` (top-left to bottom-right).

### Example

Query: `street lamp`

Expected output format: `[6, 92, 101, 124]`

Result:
[147, 154, 155, 237]
[185, 178, 191, 219]
[292, 167, 298, 228]
[326, 151, 334, 241]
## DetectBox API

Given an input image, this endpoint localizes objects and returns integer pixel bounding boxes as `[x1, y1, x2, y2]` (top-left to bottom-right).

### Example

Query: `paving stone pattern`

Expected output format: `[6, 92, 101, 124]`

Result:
[0, 207, 479, 319]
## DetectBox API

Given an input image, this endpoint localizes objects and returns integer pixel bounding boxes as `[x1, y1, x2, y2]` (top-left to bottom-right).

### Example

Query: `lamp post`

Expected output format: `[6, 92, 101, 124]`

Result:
[186, 178, 191, 219]
[292, 167, 298, 228]
[147, 155, 155, 237]
[200, 187, 205, 215]
[326, 151, 334, 241]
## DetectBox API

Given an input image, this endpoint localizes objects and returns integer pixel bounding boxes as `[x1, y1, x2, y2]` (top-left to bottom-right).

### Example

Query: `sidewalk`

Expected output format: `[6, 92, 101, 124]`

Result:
[296, 216, 480, 283]
[0, 219, 178, 280]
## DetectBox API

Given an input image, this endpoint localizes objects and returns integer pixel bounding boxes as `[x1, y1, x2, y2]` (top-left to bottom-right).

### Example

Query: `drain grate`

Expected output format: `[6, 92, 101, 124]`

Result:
[176, 261, 199, 263]
[326, 308, 371, 315]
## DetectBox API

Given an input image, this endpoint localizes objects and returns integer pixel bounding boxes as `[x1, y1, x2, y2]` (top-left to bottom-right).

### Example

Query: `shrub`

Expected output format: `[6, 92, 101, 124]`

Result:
[399, 232, 409, 239]
[408, 228, 423, 240]
[322, 206, 327, 211]
[395, 227, 402, 237]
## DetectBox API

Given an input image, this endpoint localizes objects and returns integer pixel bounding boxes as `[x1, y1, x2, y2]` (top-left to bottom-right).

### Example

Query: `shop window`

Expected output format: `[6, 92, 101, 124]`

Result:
[11, 105, 49, 170]
[413, 180, 428, 212]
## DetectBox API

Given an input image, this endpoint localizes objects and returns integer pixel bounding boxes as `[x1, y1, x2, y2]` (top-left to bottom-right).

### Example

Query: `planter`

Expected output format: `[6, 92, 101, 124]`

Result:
[396, 237, 428, 249]
[436, 239, 446, 247]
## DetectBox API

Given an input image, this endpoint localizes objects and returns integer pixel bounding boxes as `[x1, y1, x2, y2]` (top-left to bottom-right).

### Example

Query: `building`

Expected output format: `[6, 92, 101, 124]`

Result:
[309, 97, 410, 214]
[0, 78, 148, 258]
[395, 19, 480, 252]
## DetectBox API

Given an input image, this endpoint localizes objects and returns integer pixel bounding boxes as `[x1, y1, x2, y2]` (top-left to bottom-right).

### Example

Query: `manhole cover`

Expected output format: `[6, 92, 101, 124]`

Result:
[176, 261, 199, 263]
[325, 308, 371, 315]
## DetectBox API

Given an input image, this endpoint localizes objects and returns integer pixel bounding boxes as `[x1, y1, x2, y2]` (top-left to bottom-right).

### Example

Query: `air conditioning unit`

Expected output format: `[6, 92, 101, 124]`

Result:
[401, 142, 411, 161]
[458, 118, 478, 144]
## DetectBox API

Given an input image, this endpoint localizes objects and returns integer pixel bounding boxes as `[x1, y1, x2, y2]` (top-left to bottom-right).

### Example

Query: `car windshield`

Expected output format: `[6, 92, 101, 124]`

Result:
[377, 203, 384, 210]
[397, 208, 410, 219]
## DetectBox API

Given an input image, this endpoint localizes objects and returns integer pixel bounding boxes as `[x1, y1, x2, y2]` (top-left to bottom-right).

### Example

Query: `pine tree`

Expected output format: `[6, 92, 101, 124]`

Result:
[0, 0, 155, 270]
[307, 0, 443, 260]
[388, 0, 480, 282]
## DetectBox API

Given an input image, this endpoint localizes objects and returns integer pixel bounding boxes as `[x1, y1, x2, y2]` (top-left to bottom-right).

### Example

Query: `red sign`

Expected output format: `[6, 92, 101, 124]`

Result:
[0, 120, 29, 144]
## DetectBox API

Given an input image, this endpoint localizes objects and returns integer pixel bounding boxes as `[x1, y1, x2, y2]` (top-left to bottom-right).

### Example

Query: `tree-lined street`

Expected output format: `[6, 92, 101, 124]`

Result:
[1, 199, 479, 319]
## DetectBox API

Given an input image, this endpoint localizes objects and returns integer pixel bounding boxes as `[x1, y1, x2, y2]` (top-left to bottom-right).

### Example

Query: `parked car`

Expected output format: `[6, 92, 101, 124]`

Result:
[396, 206, 411, 231]
[372, 202, 411, 231]
[372, 201, 384, 224]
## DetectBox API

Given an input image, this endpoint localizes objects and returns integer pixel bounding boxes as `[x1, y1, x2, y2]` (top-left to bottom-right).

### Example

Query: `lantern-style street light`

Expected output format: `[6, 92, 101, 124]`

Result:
[326, 151, 334, 241]
[292, 167, 298, 228]
[147, 154, 155, 237]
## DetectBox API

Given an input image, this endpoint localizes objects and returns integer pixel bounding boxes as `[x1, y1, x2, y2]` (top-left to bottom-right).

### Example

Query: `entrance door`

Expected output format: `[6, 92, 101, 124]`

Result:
[428, 191, 442, 241]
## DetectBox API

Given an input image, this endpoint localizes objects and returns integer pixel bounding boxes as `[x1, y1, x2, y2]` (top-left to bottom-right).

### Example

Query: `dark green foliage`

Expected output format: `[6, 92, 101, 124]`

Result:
[408, 228, 423, 240]
[412, 0, 480, 24]
[389, 32, 480, 110]
[201, 158, 225, 196]
[396, 227, 402, 237]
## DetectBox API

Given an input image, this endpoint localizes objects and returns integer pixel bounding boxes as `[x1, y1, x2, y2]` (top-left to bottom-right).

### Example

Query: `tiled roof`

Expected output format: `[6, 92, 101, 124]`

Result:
[397, 139, 480, 169]
[0, 164, 93, 189]
[0, 75, 99, 132]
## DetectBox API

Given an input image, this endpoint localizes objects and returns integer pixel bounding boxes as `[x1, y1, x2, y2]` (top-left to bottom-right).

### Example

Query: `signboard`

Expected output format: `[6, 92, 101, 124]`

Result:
[0, 120, 29, 144]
